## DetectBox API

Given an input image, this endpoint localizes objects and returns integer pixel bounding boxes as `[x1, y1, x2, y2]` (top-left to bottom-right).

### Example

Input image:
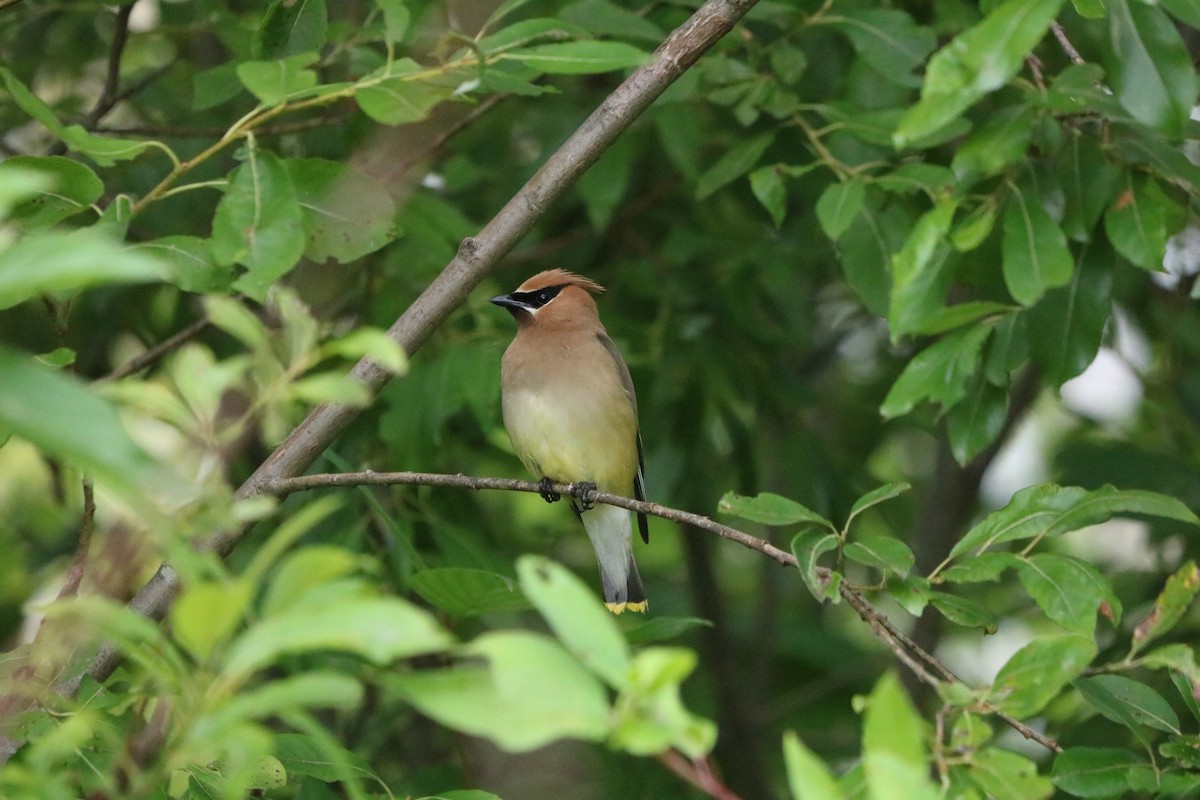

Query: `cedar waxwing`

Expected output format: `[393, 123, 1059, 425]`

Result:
[491, 269, 650, 613]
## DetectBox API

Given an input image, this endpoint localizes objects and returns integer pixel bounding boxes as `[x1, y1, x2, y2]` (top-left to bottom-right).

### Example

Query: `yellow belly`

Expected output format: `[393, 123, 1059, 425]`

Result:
[503, 387, 637, 494]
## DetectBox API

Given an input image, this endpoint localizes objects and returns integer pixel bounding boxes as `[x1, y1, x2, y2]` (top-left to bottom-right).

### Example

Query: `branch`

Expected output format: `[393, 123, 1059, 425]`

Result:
[266, 470, 795, 566]
[0, 0, 762, 762]
[265, 469, 1061, 754]
[94, 314, 210, 385]
[658, 750, 745, 800]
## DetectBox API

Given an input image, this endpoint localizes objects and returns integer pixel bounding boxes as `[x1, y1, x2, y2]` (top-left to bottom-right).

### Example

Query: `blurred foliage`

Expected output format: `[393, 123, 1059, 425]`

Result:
[2, 0, 1200, 797]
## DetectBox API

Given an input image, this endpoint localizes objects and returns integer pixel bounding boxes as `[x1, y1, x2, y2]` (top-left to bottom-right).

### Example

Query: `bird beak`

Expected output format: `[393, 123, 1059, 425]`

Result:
[490, 293, 529, 312]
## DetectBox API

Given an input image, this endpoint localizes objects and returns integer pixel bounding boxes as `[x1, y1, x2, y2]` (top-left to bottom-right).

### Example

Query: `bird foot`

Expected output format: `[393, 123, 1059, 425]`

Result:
[538, 477, 561, 504]
[570, 481, 597, 512]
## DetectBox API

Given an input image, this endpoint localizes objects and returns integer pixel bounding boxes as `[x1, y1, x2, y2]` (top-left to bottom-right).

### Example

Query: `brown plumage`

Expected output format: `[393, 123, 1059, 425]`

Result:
[491, 269, 649, 613]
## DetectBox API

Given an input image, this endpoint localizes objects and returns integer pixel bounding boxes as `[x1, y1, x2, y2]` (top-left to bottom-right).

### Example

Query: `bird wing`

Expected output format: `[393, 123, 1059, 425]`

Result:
[596, 332, 650, 544]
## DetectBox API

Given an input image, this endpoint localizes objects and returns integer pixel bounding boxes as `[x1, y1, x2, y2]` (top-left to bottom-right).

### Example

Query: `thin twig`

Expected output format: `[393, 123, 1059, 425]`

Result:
[94, 315, 210, 384]
[95, 114, 347, 139]
[85, 2, 137, 128]
[392, 93, 510, 175]
[265, 470, 797, 566]
[57, 479, 97, 601]
[264, 468, 1062, 753]
[658, 750, 746, 800]
[1050, 21, 1085, 66]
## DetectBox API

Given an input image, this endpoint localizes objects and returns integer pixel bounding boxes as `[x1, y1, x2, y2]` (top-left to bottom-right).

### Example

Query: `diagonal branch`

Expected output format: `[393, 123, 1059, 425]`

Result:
[263, 469, 1061, 754]
[0, 0, 762, 767]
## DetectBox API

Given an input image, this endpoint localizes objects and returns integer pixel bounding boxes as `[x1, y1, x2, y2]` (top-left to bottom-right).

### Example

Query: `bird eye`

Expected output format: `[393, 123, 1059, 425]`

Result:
[535, 290, 553, 305]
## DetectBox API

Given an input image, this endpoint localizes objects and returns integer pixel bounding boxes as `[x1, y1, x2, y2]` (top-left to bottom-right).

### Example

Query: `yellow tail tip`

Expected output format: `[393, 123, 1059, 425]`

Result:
[605, 600, 649, 614]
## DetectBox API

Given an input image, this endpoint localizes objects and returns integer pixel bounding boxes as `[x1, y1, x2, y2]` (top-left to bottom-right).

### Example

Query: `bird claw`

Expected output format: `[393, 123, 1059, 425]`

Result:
[538, 477, 561, 504]
[570, 481, 597, 512]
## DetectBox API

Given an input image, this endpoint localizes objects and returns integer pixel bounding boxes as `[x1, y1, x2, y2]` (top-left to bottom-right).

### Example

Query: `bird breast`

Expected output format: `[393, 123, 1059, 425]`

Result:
[501, 339, 638, 493]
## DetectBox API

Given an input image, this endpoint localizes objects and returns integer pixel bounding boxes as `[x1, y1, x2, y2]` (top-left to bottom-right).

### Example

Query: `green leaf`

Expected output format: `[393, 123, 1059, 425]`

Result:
[984, 311, 1028, 384]
[172, 579, 254, 661]
[880, 324, 993, 418]
[289, 372, 373, 405]
[222, 596, 452, 678]
[844, 537, 914, 577]
[193, 62, 246, 110]
[1160, 0, 1200, 28]
[610, 647, 716, 758]
[951, 105, 1034, 178]
[888, 199, 956, 338]
[791, 530, 841, 603]
[0, 67, 155, 166]
[718, 491, 833, 528]
[0, 156, 102, 232]
[420, 792, 503, 800]
[506, 40, 649, 74]
[990, 635, 1096, 718]
[1002, 184, 1073, 306]
[477, 18, 592, 54]
[212, 672, 363, 725]
[846, 482, 911, 528]
[893, 0, 1065, 146]
[929, 592, 997, 630]
[0, 228, 166, 310]
[696, 132, 776, 200]
[950, 484, 1199, 559]
[890, 576, 931, 616]
[967, 748, 1053, 800]
[560, 0, 664, 43]
[212, 149, 306, 301]
[1015, 553, 1120, 635]
[863, 672, 939, 800]
[783, 731, 843, 800]
[517, 556, 630, 689]
[816, 180, 866, 240]
[910, 302, 1013, 337]
[1103, 172, 1186, 271]
[285, 158, 399, 263]
[409, 567, 530, 617]
[0, 347, 158, 493]
[237, 53, 319, 105]
[254, 0, 327, 58]
[391, 632, 610, 751]
[1028, 241, 1113, 386]
[320, 329, 407, 374]
[262, 546, 365, 617]
[375, 0, 411, 45]
[827, 9, 936, 89]
[1106, 0, 1197, 136]
[1159, 735, 1200, 769]
[1075, 675, 1180, 736]
[939, 552, 1019, 584]
[623, 616, 713, 646]
[1056, 131, 1120, 242]
[1131, 561, 1200, 657]
[273, 733, 373, 783]
[750, 166, 787, 229]
[356, 60, 453, 125]
[951, 203, 998, 252]
[945, 376, 1008, 464]
[836, 197, 913, 316]
[1051, 748, 1140, 797]
[132, 235, 232, 293]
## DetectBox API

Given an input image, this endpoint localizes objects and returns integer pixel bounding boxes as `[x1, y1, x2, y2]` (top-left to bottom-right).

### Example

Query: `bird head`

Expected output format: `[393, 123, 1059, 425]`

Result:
[490, 269, 605, 328]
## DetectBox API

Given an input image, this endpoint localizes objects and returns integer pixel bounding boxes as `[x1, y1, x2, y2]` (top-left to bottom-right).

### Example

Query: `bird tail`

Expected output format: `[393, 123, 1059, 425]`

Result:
[579, 503, 647, 614]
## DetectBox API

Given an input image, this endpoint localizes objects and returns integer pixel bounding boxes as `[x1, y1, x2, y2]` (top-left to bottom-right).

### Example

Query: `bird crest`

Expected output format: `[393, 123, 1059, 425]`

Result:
[516, 268, 605, 295]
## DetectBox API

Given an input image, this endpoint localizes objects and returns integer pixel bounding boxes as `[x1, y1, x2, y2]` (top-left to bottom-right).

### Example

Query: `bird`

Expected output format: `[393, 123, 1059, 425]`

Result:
[491, 269, 650, 613]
